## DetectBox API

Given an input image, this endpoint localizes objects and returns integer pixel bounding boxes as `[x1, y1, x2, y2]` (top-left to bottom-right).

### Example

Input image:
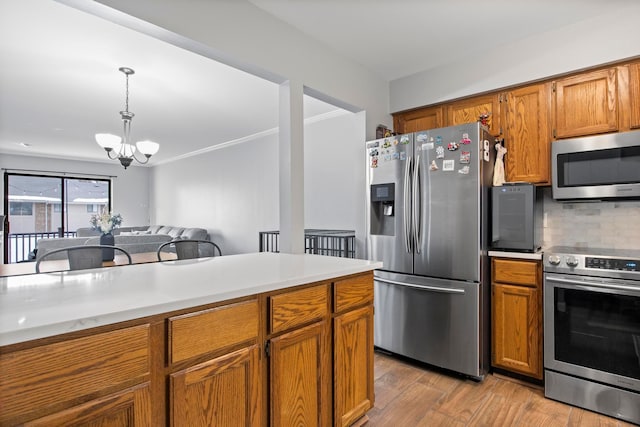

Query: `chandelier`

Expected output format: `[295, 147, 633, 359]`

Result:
[95, 67, 159, 169]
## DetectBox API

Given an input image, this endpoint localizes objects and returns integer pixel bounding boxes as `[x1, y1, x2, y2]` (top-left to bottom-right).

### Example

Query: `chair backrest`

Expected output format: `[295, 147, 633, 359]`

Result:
[35, 245, 132, 273]
[156, 240, 222, 261]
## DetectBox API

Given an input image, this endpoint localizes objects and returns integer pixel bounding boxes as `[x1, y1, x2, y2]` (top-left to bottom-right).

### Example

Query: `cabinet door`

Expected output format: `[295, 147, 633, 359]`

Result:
[492, 283, 542, 379]
[447, 94, 501, 136]
[170, 345, 261, 427]
[503, 83, 551, 184]
[334, 305, 374, 427]
[24, 383, 151, 427]
[393, 105, 444, 134]
[629, 62, 640, 129]
[553, 68, 618, 138]
[270, 321, 329, 427]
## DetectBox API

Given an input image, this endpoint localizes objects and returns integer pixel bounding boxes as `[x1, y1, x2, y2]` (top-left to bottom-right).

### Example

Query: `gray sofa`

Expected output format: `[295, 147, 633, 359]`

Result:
[36, 225, 209, 261]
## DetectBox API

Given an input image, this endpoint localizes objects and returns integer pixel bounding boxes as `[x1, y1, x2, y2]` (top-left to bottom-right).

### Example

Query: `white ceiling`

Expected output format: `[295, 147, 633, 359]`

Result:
[0, 0, 631, 166]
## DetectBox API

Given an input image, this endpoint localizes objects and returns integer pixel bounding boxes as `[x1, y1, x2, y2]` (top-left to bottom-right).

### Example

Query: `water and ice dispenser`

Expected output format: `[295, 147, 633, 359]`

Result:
[369, 183, 395, 236]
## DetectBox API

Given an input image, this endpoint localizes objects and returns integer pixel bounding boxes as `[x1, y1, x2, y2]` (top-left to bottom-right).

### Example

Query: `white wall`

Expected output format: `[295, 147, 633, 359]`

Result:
[390, 4, 640, 112]
[0, 154, 151, 227]
[149, 111, 364, 256]
[149, 133, 279, 255]
[304, 111, 367, 257]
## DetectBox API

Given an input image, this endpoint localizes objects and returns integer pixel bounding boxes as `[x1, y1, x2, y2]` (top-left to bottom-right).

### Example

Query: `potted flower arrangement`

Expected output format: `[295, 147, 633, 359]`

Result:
[89, 210, 123, 261]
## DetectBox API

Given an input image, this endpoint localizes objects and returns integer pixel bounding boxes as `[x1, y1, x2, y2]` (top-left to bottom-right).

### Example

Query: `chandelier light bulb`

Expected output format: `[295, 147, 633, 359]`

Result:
[136, 140, 160, 156]
[95, 133, 121, 150]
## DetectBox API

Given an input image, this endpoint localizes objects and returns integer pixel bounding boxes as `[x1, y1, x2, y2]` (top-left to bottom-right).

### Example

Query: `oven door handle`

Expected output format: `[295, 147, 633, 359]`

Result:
[546, 275, 640, 293]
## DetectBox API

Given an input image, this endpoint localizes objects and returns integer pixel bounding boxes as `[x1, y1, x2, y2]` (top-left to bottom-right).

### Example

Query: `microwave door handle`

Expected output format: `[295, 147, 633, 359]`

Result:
[404, 156, 412, 253]
[413, 154, 421, 254]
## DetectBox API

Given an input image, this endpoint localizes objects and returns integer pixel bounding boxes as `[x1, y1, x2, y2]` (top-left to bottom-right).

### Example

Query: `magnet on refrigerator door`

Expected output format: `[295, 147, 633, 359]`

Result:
[447, 141, 459, 151]
[460, 151, 470, 164]
[443, 159, 455, 171]
[458, 166, 470, 175]
[436, 146, 445, 159]
[429, 160, 439, 171]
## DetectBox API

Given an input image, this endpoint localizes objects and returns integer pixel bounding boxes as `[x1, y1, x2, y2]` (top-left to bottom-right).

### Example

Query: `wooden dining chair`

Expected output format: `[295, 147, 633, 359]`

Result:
[156, 240, 222, 261]
[35, 245, 132, 273]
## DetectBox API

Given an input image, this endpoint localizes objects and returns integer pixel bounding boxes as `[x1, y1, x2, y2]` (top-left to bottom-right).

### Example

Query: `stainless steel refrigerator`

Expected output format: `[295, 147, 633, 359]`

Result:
[366, 122, 494, 380]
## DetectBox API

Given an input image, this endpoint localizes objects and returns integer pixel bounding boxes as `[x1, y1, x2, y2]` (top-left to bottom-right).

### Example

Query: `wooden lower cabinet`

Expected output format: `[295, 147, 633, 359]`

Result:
[491, 258, 543, 380]
[0, 273, 374, 426]
[171, 345, 261, 427]
[270, 321, 330, 427]
[24, 383, 152, 427]
[334, 305, 374, 427]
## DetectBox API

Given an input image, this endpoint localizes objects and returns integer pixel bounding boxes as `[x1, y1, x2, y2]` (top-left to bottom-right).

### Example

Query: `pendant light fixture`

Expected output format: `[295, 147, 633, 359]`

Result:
[95, 67, 159, 169]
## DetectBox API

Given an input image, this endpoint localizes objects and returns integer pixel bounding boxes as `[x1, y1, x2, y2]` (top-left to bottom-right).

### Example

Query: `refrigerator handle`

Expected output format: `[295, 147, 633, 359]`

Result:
[412, 154, 421, 254]
[403, 155, 412, 253]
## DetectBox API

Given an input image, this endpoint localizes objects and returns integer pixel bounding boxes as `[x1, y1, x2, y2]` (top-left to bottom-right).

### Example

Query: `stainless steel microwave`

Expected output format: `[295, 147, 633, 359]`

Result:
[552, 130, 640, 200]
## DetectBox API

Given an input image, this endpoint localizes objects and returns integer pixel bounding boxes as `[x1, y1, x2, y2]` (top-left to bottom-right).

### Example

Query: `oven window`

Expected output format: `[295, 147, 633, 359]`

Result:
[554, 288, 640, 381]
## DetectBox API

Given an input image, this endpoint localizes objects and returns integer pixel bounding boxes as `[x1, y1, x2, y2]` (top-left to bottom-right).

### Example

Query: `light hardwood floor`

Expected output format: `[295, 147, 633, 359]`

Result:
[366, 351, 637, 426]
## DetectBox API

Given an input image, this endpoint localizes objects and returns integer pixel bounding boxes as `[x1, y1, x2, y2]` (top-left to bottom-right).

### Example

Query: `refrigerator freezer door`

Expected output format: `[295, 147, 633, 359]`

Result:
[366, 134, 414, 274]
[414, 123, 484, 282]
[373, 270, 483, 379]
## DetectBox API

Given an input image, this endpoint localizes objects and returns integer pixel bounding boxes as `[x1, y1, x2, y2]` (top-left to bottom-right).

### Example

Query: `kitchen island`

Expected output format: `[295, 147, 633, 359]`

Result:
[0, 252, 381, 426]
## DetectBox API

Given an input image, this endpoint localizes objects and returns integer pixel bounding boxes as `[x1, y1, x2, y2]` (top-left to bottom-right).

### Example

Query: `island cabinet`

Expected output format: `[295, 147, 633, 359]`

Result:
[0, 324, 152, 426]
[491, 258, 543, 380]
[501, 83, 551, 184]
[332, 274, 375, 427]
[0, 270, 375, 427]
[267, 283, 331, 427]
[168, 299, 262, 427]
[552, 67, 619, 139]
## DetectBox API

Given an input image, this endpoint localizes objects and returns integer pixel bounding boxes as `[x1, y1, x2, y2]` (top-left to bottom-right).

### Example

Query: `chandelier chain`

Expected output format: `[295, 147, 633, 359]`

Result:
[124, 72, 130, 112]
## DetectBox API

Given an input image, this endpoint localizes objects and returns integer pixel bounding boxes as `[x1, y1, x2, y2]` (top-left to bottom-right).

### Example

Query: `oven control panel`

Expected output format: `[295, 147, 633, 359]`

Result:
[585, 257, 640, 272]
[544, 246, 640, 279]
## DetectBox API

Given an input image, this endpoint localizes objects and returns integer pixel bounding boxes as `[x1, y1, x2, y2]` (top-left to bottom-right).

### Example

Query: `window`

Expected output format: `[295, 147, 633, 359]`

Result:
[9, 202, 33, 216]
[4, 173, 112, 263]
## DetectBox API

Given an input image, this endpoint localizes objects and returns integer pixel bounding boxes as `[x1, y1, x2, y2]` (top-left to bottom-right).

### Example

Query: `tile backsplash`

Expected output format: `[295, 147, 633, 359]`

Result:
[542, 187, 640, 250]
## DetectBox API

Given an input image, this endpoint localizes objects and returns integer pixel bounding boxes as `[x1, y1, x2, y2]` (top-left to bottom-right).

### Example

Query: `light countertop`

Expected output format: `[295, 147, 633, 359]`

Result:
[488, 250, 543, 260]
[0, 252, 382, 347]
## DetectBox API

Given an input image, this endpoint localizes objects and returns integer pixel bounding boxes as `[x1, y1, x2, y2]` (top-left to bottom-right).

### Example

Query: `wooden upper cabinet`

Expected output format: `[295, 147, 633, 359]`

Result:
[629, 62, 640, 129]
[446, 94, 501, 136]
[393, 105, 444, 134]
[553, 67, 618, 138]
[502, 83, 551, 184]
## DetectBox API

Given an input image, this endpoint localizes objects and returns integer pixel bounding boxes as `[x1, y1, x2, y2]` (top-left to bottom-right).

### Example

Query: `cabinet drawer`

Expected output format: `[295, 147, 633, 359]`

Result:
[270, 284, 328, 334]
[0, 324, 149, 425]
[334, 273, 374, 313]
[169, 299, 259, 364]
[493, 258, 539, 287]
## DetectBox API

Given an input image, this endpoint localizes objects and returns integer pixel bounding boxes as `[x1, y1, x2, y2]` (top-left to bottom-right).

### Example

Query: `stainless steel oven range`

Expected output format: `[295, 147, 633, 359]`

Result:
[544, 246, 640, 424]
